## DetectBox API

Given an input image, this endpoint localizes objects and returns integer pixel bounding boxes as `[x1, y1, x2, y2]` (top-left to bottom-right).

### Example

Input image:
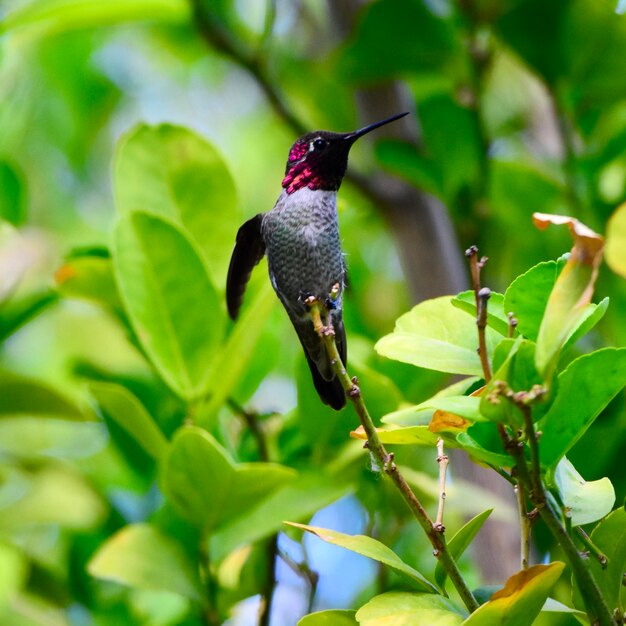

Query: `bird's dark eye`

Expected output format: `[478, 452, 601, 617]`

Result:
[312, 138, 327, 150]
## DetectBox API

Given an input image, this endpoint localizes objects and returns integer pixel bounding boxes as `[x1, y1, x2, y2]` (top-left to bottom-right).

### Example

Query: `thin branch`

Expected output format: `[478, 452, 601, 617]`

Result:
[465, 246, 491, 382]
[435, 438, 449, 531]
[226, 398, 277, 626]
[190, 0, 306, 135]
[278, 548, 319, 613]
[493, 393, 615, 626]
[514, 477, 530, 570]
[575, 527, 608, 568]
[306, 297, 479, 613]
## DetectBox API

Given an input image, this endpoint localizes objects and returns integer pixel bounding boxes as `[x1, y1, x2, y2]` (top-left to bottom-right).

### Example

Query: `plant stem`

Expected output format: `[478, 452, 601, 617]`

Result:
[435, 438, 449, 531]
[575, 527, 608, 568]
[514, 478, 530, 570]
[227, 399, 278, 626]
[307, 299, 479, 613]
[465, 246, 491, 381]
[500, 426, 614, 626]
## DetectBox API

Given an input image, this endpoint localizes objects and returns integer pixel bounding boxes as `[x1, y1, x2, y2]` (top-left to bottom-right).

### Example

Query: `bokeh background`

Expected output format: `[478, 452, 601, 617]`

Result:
[1, 0, 625, 624]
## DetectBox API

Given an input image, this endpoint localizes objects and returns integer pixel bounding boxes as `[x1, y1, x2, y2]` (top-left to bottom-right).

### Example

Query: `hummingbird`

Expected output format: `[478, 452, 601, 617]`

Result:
[226, 112, 409, 410]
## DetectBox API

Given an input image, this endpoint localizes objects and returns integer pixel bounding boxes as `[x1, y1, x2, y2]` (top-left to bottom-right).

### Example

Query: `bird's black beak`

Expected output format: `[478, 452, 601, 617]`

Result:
[343, 111, 409, 143]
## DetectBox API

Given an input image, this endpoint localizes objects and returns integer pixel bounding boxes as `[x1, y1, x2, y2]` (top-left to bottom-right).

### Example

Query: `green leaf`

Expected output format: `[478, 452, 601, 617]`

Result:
[0, 418, 106, 461]
[573, 508, 626, 613]
[504, 261, 560, 342]
[162, 426, 296, 532]
[0, 289, 58, 342]
[298, 610, 357, 626]
[89, 382, 169, 461]
[533, 214, 604, 377]
[197, 280, 276, 428]
[479, 337, 524, 426]
[375, 140, 441, 196]
[210, 472, 353, 562]
[356, 424, 440, 446]
[55, 255, 123, 312]
[503, 259, 607, 362]
[0, 371, 86, 421]
[113, 211, 225, 400]
[375, 297, 504, 375]
[0, 0, 189, 37]
[452, 290, 510, 337]
[0, 160, 26, 226]
[435, 509, 492, 590]
[539, 348, 626, 466]
[553, 458, 615, 526]
[339, 0, 461, 82]
[382, 378, 480, 426]
[425, 396, 485, 422]
[88, 523, 202, 601]
[356, 592, 465, 626]
[462, 563, 565, 626]
[456, 430, 513, 468]
[606, 201, 626, 277]
[115, 123, 239, 285]
[0, 542, 27, 613]
[286, 523, 437, 594]
[0, 465, 106, 531]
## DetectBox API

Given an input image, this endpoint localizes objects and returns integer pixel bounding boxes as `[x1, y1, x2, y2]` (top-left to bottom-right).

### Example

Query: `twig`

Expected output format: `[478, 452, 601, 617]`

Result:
[306, 298, 479, 613]
[494, 393, 615, 626]
[227, 398, 270, 463]
[435, 438, 449, 531]
[465, 246, 491, 382]
[575, 527, 608, 568]
[514, 476, 530, 569]
[225, 399, 277, 626]
[278, 548, 319, 613]
[199, 544, 222, 626]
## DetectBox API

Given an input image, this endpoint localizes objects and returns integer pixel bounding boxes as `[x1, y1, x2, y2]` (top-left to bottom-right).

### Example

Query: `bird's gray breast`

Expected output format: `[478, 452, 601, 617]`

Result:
[262, 189, 345, 312]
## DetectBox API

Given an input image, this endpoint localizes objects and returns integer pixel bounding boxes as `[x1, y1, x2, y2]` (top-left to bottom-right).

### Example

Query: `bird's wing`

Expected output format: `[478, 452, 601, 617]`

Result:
[226, 213, 266, 319]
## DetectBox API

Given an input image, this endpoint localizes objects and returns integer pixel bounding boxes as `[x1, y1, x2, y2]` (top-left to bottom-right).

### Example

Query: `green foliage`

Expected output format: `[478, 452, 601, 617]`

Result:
[1, 0, 625, 624]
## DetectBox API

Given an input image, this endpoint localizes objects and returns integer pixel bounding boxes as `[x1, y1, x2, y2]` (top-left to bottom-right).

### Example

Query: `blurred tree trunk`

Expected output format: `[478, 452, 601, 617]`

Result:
[332, 0, 520, 585]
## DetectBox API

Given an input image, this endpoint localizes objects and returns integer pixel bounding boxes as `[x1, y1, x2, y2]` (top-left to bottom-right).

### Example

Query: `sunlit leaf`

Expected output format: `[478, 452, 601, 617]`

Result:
[356, 592, 465, 626]
[0, 0, 189, 37]
[553, 457, 615, 526]
[115, 123, 239, 285]
[287, 523, 437, 594]
[0, 542, 27, 613]
[376, 297, 504, 375]
[452, 290, 510, 337]
[350, 423, 440, 446]
[162, 427, 295, 532]
[55, 255, 123, 313]
[606, 201, 626, 277]
[462, 563, 565, 626]
[434, 509, 492, 590]
[539, 347, 626, 466]
[113, 211, 225, 400]
[88, 523, 202, 601]
[532, 213, 605, 377]
[298, 610, 357, 625]
[504, 260, 561, 342]
[0, 465, 106, 531]
[382, 378, 480, 427]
